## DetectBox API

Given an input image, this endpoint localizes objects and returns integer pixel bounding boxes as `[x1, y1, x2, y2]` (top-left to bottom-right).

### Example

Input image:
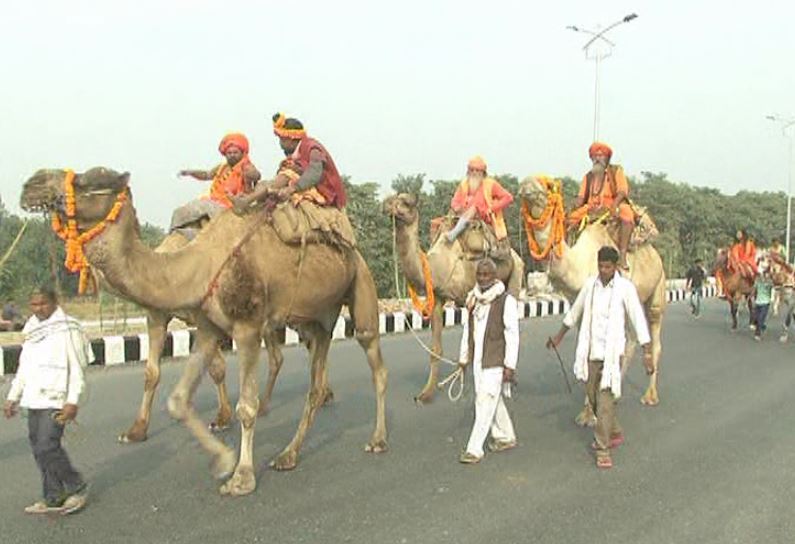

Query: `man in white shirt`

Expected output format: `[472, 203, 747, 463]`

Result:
[458, 258, 520, 464]
[3, 286, 93, 514]
[547, 246, 653, 469]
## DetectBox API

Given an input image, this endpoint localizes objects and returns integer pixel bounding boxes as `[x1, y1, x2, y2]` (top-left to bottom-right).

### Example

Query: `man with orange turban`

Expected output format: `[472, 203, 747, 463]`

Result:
[170, 133, 261, 237]
[569, 142, 635, 269]
[446, 156, 513, 244]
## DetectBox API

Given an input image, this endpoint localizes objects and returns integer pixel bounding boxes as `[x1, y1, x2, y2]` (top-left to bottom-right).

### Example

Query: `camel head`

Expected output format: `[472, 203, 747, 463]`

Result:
[517, 175, 551, 219]
[21, 167, 131, 229]
[382, 193, 419, 225]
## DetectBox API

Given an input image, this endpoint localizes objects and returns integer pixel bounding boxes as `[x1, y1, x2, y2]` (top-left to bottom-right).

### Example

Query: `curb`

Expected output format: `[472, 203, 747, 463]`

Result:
[1, 287, 716, 375]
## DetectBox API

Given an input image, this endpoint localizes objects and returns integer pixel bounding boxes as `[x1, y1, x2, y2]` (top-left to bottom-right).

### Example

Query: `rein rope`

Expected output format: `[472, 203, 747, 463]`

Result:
[50, 169, 128, 294]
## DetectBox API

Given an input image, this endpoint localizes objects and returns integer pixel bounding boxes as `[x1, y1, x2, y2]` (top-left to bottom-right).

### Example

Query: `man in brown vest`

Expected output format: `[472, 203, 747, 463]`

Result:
[457, 258, 520, 464]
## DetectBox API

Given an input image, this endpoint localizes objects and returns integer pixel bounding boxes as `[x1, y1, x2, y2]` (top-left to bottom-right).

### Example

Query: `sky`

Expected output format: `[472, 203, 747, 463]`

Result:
[1, 0, 793, 227]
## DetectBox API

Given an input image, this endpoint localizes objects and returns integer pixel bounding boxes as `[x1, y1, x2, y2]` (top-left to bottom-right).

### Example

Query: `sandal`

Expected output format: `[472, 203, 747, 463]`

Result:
[596, 456, 613, 469]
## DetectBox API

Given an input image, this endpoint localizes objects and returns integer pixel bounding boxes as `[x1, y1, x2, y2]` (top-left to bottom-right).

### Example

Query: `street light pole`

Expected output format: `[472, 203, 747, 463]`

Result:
[766, 115, 795, 259]
[567, 14, 638, 141]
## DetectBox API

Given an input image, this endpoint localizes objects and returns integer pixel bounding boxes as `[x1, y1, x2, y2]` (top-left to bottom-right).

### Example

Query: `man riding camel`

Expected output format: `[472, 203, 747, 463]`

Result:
[569, 142, 635, 269]
[170, 133, 261, 238]
[729, 229, 758, 280]
[232, 113, 347, 212]
[446, 156, 513, 245]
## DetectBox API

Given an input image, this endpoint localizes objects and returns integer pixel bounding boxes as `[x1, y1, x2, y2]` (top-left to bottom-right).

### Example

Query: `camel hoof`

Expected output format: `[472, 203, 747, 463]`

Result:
[270, 450, 298, 471]
[210, 449, 237, 481]
[414, 391, 435, 405]
[575, 408, 597, 428]
[118, 422, 148, 443]
[207, 421, 229, 433]
[219, 468, 256, 496]
[364, 440, 388, 453]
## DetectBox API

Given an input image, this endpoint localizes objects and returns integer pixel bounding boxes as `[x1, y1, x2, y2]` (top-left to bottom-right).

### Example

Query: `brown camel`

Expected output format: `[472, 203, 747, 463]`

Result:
[713, 248, 755, 330]
[517, 176, 666, 424]
[382, 193, 524, 402]
[22, 167, 388, 496]
[113, 230, 291, 444]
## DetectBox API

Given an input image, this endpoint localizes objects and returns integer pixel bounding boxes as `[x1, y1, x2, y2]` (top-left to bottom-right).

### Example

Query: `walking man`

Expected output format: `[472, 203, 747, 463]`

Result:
[3, 286, 93, 514]
[753, 267, 774, 341]
[685, 258, 707, 317]
[458, 258, 519, 464]
[546, 246, 653, 469]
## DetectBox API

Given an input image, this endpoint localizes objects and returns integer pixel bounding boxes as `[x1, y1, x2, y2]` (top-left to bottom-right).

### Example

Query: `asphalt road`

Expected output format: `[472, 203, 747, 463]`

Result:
[1, 299, 794, 544]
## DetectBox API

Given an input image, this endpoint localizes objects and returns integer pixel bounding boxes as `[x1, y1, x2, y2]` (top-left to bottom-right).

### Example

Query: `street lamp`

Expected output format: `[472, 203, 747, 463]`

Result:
[567, 13, 639, 141]
[766, 114, 795, 259]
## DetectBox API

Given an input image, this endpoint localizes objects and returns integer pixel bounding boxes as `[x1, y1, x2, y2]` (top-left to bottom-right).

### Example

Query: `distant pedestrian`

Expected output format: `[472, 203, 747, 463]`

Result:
[546, 246, 653, 469]
[753, 269, 774, 342]
[3, 286, 93, 515]
[457, 258, 519, 464]
[685, 258, 707, 317]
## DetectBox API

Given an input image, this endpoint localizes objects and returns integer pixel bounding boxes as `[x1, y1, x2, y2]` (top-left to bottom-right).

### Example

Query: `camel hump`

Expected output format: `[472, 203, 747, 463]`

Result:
[269, 200, 357, 249]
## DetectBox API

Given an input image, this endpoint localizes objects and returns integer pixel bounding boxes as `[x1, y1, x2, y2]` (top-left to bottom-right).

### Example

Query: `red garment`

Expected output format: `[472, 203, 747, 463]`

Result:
[729, 240, 758, 277]
[449, 178, 513, 225]
[294, 137, 347, 208]
[218, 133, 250, 155]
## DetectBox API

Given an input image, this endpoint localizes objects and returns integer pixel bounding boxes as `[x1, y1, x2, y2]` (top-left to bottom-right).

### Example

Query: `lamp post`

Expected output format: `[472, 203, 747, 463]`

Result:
[567, 13, 638, 141]
[766, 114, 795, 259]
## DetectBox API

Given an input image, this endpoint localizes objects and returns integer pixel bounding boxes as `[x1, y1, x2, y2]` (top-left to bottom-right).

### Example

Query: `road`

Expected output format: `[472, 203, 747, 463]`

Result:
[1, 299, 794, 544]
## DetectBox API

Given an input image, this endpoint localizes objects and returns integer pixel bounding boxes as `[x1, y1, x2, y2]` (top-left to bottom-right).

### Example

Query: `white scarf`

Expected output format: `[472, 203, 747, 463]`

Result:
[573, 274, 626, 398]
[466, 280, 506, 320]
[21, 307, 93, 369]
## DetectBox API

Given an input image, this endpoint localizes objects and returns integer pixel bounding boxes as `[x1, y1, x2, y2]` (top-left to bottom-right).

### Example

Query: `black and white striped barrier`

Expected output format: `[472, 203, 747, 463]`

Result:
[1, 287, 716, 375]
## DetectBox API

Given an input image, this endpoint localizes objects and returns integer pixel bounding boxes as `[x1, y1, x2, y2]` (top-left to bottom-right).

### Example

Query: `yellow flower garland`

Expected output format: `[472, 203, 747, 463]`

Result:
[51, 169, 128, 294]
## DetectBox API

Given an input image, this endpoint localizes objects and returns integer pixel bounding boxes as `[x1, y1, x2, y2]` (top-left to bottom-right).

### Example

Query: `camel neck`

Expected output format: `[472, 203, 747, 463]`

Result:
[84, 202, 216, 311]
[394, 217, 425, 290]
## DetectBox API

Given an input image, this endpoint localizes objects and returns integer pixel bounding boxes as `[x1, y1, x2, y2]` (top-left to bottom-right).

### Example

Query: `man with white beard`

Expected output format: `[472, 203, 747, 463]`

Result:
[457, 258, 520, 464]
[446, 156, 513, 245]
[568, 142, 636, 269]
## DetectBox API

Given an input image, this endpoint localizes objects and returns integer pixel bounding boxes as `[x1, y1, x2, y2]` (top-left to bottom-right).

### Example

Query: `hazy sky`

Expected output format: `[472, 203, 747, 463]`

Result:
[2, 0, 793, 227]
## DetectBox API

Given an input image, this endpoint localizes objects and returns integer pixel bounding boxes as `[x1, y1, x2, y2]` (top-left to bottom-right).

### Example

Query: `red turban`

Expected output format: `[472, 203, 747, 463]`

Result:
[467, 155, 487, 172]
[218, 133, 250, 155]
[588, 142, 612, 159]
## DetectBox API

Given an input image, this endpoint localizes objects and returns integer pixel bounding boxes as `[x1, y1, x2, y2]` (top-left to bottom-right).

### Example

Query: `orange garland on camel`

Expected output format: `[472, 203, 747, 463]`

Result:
[521, 177, 566, 260]
[51, 169, 128, 294]
[407, 250, 436, 319]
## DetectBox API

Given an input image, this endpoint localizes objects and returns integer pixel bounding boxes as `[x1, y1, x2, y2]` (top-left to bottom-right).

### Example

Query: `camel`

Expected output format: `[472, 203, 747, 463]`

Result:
[382, 193, 524, 402]
[712, 248, 754, 330]
[22, 167, 388, 496]
[111, 233, 289, 443]
[517, 176, 666, 422]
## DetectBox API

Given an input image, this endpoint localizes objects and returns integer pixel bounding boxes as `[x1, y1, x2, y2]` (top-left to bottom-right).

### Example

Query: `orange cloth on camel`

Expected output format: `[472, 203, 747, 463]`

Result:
[729, 240, 758, 277]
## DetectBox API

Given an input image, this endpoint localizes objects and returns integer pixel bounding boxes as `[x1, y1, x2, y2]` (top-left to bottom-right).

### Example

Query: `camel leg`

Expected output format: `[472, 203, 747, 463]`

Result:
[640, 279, 665, 406]
[730, 299, 738, 330]
[271, 326, 332, 471]
[119, 310, 168, 443]
[347, 259, 388, 452]
[207, 348, 233, 432]
[415, 299, 443, 404]
[167, 325, 236, 480]
[220, 324, 261, 496]
[258, 328, 284, 417]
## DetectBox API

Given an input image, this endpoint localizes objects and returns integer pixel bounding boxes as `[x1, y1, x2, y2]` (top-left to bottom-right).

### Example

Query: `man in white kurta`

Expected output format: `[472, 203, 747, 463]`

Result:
[458, 258, 520, 464]
[548, 246, 653, 469]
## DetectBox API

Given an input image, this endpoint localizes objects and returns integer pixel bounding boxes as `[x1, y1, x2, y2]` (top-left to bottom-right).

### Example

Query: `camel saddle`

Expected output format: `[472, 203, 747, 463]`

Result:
[590, 204, 659, 251]
[268, 200, 357, 249]
[431, 215, 513, 265]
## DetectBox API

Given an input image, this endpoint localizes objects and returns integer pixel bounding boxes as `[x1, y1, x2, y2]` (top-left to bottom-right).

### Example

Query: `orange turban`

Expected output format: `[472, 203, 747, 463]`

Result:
[273, 113, 307, 139]
[588, 142, 612, 159]
[219, 133, 250, 155]
[467, 155, 487, 172]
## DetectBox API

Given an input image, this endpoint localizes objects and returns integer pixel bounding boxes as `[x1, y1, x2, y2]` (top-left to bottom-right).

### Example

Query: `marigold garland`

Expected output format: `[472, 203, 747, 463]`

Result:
[521, 176, 566, 260]
[406, 250, 436, 318]
[50, 169, 128, 294]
